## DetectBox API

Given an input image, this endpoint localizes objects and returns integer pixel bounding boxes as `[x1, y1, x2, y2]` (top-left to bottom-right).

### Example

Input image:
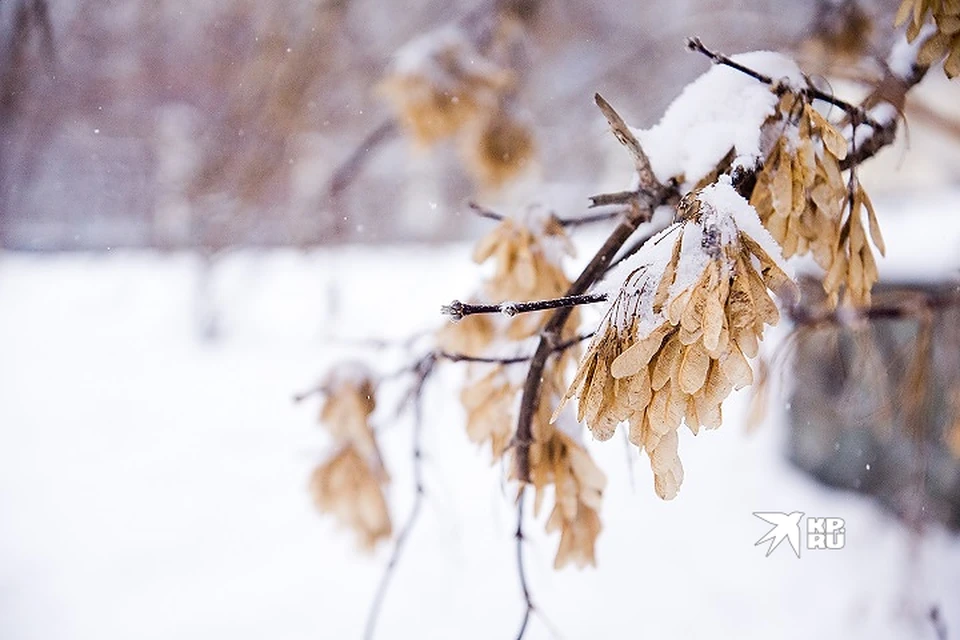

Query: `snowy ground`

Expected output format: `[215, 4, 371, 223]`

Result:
[1, 233, 959, 639]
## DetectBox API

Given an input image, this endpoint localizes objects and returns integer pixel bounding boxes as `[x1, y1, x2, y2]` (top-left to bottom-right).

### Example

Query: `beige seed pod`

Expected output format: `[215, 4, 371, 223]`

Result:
[310, 447, 392, 550]
[379, 28, 514, 146]
[531, 428, 606, 569]
[461, 109, 537, 189]
[311, 364, 392, 549]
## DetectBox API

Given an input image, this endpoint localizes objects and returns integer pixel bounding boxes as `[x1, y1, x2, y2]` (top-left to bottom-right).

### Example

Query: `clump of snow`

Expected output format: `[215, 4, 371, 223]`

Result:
[634, 51, 804, 187]
[699, 176, 791, 276]
[887, 23, 936, 80]
[667, 221, 711, 299]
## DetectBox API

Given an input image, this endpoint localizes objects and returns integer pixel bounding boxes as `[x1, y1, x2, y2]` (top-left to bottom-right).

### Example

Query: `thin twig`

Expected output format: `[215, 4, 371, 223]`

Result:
[438, 332, 595, 365]
[514, 489, 534, 640]
[930, 605, 948, 640]
[364, 353, 435, 640]
[468, 201, 508, 222]
[589, 190, 640, 208]
[561, 209, 628, 227]
[468, 201, 627, 227]
[442, 294, 608, 321]
[594, 93, 661, 188]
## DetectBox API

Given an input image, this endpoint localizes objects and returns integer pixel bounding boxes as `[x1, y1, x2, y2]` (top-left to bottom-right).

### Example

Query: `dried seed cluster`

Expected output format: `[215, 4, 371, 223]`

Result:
[750, 93, 884, 306]
[824, 180, 885, 306]
[438, 210, 576, 458]
[309, 364, 392, 549]
[379, 28, 513, 146]
[897, 0, 960, 78]
[559, 180, 793, 499]
[530, 426, 606, 569]
[460, 110, 537, 189]
[379, 26, 537, 188]
[438, 209, 605, 567]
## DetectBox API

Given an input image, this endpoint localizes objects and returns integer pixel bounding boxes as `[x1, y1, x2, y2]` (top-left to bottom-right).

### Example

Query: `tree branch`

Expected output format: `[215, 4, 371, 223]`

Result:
[686, 37, 883, 130]
[594, 94, 661, 189]
[438, 332, 595, 365]
[606, 218, 675, 272]
[364, 353, 435, 640]
[467, 201, 627, 227]
[442, 294, 608, 321]
[514, 489, 534, 640]
[511, 95, 673, 483]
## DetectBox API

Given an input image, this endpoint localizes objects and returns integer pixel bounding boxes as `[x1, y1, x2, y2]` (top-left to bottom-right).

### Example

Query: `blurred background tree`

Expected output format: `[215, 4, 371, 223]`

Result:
[3, 0, 958, 251]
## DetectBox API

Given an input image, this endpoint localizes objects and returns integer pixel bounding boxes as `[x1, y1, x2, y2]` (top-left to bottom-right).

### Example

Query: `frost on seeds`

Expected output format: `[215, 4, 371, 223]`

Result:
[634, 51, 804, 187]
[558, 180, 794, 500]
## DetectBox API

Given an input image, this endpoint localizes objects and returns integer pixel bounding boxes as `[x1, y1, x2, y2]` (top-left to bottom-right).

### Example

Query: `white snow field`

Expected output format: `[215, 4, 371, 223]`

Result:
[1, 217, 960, 639]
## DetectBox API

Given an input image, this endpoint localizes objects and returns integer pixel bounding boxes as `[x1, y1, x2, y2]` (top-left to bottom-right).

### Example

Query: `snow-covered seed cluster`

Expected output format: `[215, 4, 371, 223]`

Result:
[438, 208, 606, 568]
[557, 179, 794, 500]
[898, 0, 960, 78]
[751, 93, 884, 306]
[309, 364, 392, 550]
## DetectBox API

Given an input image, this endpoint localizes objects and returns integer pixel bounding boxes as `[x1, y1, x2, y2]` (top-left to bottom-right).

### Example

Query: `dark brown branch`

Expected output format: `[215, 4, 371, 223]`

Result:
[561, 209, 628, 227]
[686, 37, 883, 130]
[512, 97, 671, 483]
[438, 332, 594, 365]
[512, 203, 653, 481]
[364, 353, 435, 640]
[442, 294, 608, 321]
[845, 56, 929, 168]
